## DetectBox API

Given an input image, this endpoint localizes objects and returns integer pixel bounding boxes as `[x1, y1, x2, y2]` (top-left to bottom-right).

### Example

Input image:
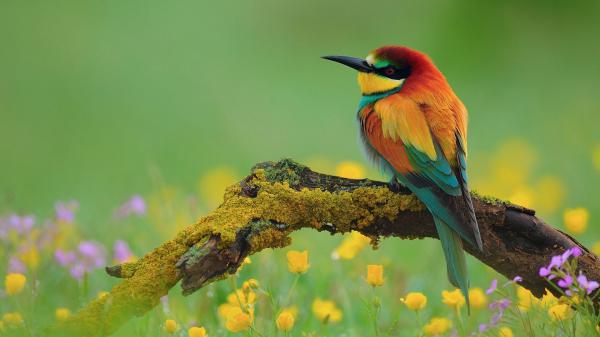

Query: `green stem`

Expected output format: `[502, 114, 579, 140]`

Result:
[250, 326, 265, 337]
[371, 287, 380, 337]
[454, 307, 464, 336]
[229, 275, 248, 313]
[14, 295, 33, 337]
[415, 310, 423, 328]
[284, 274, 300, 306]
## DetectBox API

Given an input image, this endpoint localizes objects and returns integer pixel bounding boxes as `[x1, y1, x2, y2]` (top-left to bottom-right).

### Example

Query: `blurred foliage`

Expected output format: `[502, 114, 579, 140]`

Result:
[1, 0, 600, 336]
[1, 0, 599, 216]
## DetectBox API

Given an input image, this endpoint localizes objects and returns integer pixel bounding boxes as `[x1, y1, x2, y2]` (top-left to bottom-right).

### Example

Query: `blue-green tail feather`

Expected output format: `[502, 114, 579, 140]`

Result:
[433, 215, 471, 313]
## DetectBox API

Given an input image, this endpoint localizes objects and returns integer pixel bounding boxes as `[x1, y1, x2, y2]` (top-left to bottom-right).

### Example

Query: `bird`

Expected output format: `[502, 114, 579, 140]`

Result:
[323, 46, 483, 309]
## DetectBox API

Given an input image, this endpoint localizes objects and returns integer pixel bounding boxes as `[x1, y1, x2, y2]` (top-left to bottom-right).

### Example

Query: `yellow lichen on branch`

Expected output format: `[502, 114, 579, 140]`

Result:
[44, 163, 425, 337]
[42, 159, 599, 337]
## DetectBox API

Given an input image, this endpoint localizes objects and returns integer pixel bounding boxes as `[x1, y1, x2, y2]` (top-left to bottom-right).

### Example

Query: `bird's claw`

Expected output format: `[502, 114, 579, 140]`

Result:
[387, 177, 403, 193]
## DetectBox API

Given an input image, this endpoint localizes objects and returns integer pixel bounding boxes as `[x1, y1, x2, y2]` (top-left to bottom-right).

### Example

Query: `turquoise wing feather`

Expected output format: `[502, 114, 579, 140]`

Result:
[399, 139, 482, 249]
[392, 134, 482, 312]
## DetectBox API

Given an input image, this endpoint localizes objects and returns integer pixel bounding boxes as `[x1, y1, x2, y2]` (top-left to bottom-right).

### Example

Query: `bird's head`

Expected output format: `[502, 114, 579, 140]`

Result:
[323, 46, 433, 95]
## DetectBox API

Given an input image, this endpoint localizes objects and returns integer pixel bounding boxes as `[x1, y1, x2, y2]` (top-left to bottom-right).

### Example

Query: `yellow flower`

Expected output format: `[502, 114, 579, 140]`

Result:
[188, 326, 207, 337]
[312, 298, 342, 324]
[422, 317, 452, 336]
[563, 207, 589, 234]
[97, 291, 109, 299]
[287, 250, 309, 274]
[366, 264, 384, 287]
[468, 288, 488, 309]
[237, 256, 252, 272]
[55, 308, 71, 321]
[334, 231, 371, 260]
[490, 139, 536, 188]
[548, 303, 572, 321]
[197, 167, 238, 207]
[517, 286, 538, 311]
[165, 319, 178, 333]
[226, 289, 256, 307]
[2, 312, 23, 326]
[559, 294, 580, 306]
[508, 185, 534, 208]
[441, 289, 465, 309]
[498, 326, 514, 337]
[540, 290, 558, 307]
[276, 310, 295, 332]
[218, 303, 239, 320]
[218, 288, 257, 323]
[534, 176, 565, 213]
[225, 307, 252, 332]
[401, 292, 427, 311]
[242, 278, 259, 290]
[281, 306, 298, 318]
[335, 161, 366, 179]
[20, 247, 39, 271]
[5, 273, 26, 296]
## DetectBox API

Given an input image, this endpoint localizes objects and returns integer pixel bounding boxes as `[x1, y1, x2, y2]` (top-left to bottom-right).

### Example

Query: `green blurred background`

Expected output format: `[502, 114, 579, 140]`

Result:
[2, 0, 600, 335]
[2, 0, 599, 216]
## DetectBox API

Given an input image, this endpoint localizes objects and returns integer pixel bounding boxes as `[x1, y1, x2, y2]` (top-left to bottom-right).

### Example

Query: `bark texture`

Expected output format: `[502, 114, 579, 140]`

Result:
[45, 159, 599, 337]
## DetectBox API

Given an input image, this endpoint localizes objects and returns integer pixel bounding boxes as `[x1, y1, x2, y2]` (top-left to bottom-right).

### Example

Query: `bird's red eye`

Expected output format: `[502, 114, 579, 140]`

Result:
[385, 67, 395, 75]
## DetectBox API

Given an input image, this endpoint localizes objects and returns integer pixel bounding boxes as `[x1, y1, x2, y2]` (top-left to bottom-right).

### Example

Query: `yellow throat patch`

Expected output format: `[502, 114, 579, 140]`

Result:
[357, 72, 404, 95]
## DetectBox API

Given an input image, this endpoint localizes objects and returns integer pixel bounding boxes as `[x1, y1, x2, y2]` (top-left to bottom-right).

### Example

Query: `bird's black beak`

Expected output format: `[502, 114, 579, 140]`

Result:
[322, 55, 373, 72]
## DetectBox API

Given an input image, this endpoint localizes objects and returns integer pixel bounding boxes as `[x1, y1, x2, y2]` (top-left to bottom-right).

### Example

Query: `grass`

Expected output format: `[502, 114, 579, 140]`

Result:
[1, 158, 600, 337]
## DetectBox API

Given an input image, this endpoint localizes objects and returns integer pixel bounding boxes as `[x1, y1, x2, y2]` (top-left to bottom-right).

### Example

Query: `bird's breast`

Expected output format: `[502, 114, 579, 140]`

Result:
[358, 104, 414, 174]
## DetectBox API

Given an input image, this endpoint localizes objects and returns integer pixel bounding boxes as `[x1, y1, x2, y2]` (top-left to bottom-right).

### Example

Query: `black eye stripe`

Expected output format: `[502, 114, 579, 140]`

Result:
[375, 65, 411, 80]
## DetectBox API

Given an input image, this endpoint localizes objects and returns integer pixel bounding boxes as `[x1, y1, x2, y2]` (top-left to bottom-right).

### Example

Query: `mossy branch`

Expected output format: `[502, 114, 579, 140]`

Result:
[45, 159, 600, 337]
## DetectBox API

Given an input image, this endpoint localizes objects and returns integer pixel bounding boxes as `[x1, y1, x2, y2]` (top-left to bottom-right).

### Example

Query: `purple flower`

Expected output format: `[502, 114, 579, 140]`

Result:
[503, 275, 524, 287]
[490, 298, 511, 310]
[577, 273, 599, 294]
[8, 256, 26, 274]
[557, 275, 573, 288]
[1, 214, 35, 236]
[37, 219, 59, 249]
[128, 195, 146, 215]
[550, 255, 564, 269]
[540, 253, 572, 279]
[474, 298, 511, 336]
[113, 240, 134, 263]
[55, 200, 78, 223]
[114, 195, 146, 219]
[78, 241, 106, 268]
[55, 249, 77, 266]
[70, 263, 85, 280]
[486, 279, 498, 295]
[558, 247, 582, 264]
[539, 266, 552, 277]
[54, 241, 106, 280]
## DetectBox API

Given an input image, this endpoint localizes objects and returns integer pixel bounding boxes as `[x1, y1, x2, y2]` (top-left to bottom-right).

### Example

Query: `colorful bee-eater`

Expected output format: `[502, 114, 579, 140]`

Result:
[323, 46, 483, 308]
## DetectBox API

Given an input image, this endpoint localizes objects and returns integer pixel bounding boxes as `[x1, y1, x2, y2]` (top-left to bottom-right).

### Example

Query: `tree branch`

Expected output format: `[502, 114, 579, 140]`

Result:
[45, 159, 600, 337]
